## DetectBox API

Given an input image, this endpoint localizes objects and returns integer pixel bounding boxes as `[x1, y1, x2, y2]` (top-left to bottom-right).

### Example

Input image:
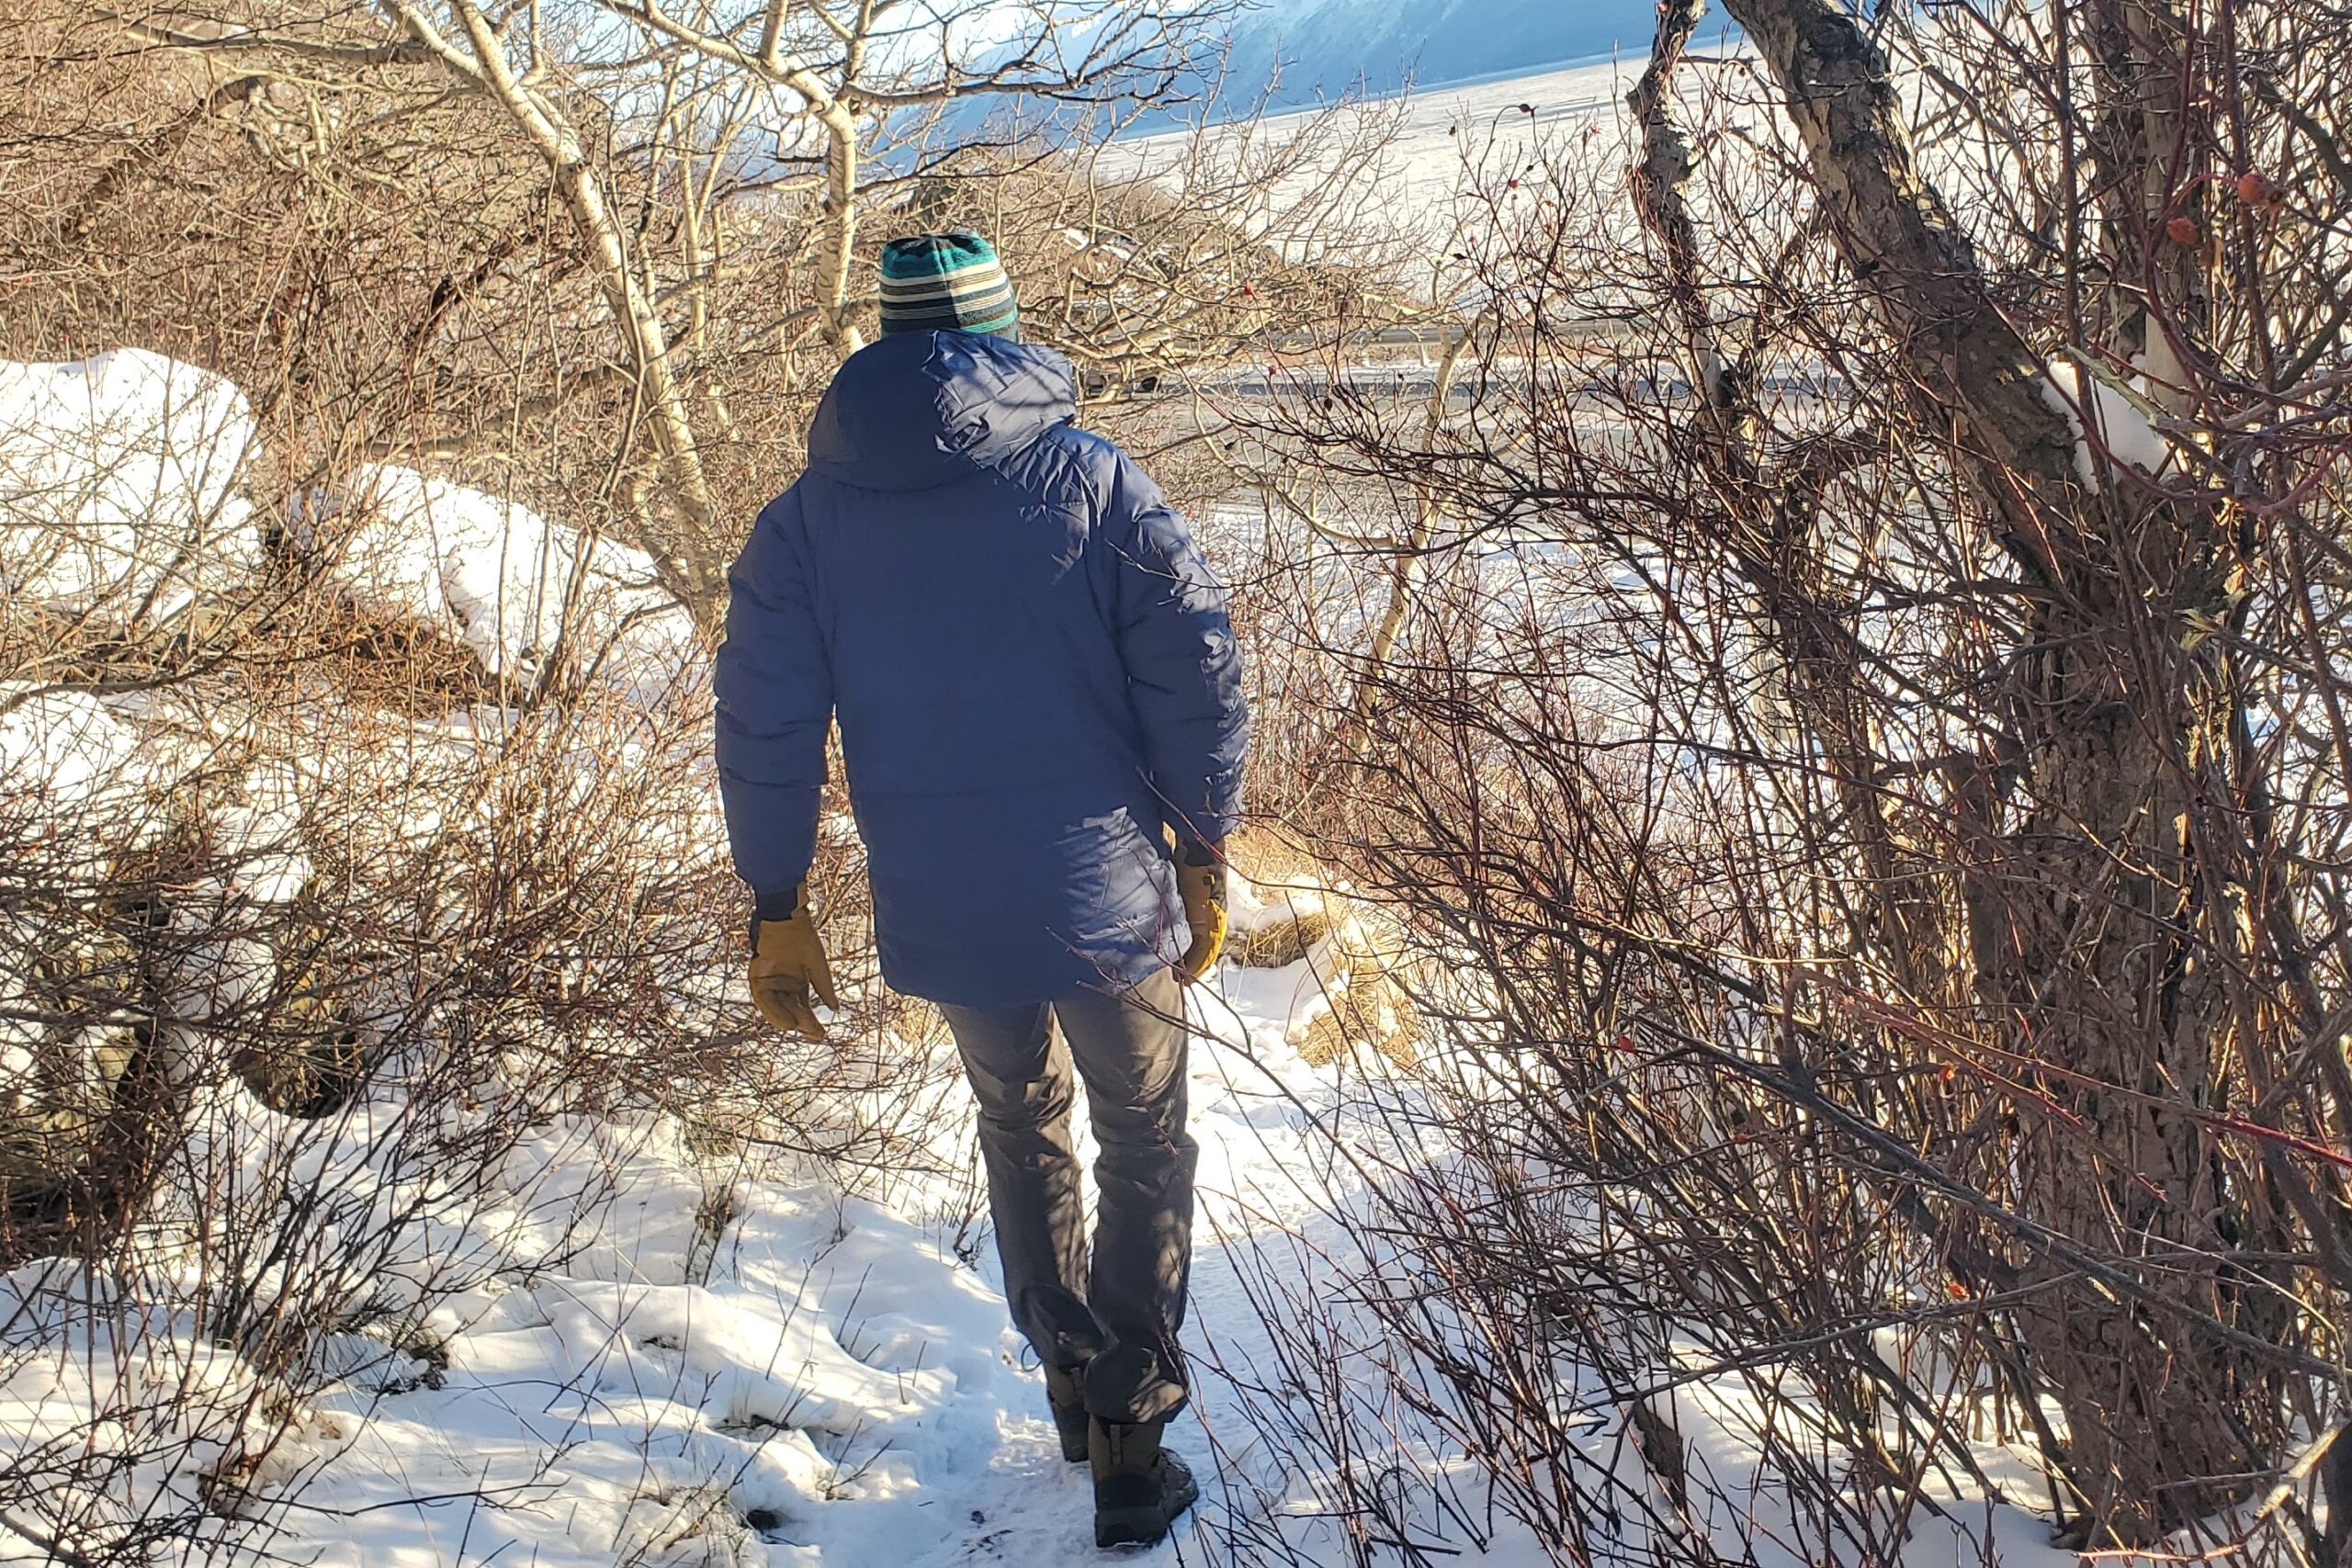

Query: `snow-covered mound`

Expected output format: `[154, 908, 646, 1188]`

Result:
[0, 685, 166, 862]
[300, 465, 703, 705]
[0, 352, 706, 707]
[0, 350, 260, 619]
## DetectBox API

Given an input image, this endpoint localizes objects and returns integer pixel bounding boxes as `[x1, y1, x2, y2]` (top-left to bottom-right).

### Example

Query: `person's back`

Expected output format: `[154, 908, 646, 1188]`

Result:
[718, 327, 1241, 1004]
[713, 231, 1246, 1549]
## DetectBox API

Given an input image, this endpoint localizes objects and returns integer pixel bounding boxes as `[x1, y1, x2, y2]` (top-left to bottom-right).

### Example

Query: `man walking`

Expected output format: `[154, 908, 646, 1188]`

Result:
[713, 231, 1248, 1549]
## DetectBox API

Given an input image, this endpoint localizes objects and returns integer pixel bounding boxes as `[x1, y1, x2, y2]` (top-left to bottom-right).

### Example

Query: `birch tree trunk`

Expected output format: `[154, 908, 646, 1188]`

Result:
[388, 0, 726, 613]
[814, 108, 867, 358]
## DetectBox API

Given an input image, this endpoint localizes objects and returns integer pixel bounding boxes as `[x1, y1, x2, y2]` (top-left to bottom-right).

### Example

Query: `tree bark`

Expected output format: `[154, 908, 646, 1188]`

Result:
[1631, 2, 1937, 987]
[815, 108, 867, 359]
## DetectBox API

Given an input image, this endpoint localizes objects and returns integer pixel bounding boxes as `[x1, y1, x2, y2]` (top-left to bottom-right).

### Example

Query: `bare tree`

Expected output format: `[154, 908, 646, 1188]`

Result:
[1237, 0, 2352, 1554]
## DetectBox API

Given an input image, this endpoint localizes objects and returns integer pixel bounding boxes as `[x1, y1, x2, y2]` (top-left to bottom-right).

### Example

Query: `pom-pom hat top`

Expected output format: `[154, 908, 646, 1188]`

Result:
[877, 231, 1019, 337]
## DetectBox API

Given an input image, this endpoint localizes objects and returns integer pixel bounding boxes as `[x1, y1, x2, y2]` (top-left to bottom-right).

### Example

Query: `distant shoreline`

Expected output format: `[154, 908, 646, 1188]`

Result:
[1112, 50, 1652, 143]
[1226, 48, 1634, 118]
[1384, 44, 1647, 97]
[1130, 34, 1747, 138]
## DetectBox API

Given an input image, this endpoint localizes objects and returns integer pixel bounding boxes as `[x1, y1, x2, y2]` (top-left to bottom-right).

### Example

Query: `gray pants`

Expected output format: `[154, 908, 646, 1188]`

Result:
[939, 967, 1196, 1424]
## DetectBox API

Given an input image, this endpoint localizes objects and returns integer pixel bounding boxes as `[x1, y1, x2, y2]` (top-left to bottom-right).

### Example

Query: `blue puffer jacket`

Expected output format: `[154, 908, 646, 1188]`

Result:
[714, 331, 1250, 1007]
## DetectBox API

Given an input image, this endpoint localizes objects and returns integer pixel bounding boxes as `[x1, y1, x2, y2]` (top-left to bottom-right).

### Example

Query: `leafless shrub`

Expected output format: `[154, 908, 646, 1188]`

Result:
[0, 1, 1408, 1553]
[1220, 1, 2352, 1561]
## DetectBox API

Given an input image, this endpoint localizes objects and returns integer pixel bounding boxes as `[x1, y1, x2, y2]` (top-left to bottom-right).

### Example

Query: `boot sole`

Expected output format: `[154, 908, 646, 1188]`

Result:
[1093, 1474, 1200, 1549]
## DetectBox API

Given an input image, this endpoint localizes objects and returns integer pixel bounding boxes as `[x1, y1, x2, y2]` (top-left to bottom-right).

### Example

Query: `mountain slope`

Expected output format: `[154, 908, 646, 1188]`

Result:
[1219, 0, 1660, 106]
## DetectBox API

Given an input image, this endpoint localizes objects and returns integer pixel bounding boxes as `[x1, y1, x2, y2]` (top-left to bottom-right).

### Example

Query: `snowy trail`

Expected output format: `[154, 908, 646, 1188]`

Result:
[186, 952, 1448, 1568]
[797, 956, 1440, 1568]
[879, 962, 1420, 1568]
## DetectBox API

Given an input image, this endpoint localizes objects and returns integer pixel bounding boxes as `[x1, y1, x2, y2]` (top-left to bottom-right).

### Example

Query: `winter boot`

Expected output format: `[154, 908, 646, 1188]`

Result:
[1089, 1417, 1199, 1549]
[1043, 1364, 1090, 1463]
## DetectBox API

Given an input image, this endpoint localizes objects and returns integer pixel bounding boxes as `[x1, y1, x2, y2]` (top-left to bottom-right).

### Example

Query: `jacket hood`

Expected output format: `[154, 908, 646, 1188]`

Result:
[805, 331, 1078, 491]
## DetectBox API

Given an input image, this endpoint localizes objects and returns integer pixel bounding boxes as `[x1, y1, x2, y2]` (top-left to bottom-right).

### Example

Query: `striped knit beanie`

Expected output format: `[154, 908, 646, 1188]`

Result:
[877, 231, 1019, 337]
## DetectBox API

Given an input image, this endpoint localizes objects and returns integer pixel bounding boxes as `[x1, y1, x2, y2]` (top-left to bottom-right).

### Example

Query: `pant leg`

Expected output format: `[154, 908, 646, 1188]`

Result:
[938, 1000, 1105, 1371]
[1052, 968, 1197, 1423]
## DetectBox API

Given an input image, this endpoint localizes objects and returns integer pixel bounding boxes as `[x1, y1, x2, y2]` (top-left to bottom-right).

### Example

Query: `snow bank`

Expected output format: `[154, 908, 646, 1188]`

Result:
[0, 350, 260, 618]
[299, 465, 703, 705]
[0, 685, 165, 863]
[0, 353, 707, 704]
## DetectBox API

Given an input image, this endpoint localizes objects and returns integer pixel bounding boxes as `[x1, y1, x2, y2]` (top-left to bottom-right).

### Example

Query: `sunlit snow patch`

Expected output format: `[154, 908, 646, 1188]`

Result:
[296, 464, 704, 706]
[0, 349, 260, 619]
[2041, 356, 2177, 484]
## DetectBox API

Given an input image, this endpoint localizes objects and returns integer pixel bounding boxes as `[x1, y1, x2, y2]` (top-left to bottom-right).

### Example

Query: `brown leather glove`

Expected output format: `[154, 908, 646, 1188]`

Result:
[1173, 840, 1228, 983]
[749, 886, 839, 1039]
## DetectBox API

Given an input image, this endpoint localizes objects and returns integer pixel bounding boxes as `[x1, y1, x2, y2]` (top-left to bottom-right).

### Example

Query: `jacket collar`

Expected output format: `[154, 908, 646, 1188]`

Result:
[805, 330, 1077, 491]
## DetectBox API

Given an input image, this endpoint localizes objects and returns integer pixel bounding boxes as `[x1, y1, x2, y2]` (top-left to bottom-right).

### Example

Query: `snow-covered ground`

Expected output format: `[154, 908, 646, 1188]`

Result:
[0, 933, 2082, 1566]
[0, 346, 2093, 1565]
[1106, 55, 1643, 249]
[0, 931, 1446, 1566]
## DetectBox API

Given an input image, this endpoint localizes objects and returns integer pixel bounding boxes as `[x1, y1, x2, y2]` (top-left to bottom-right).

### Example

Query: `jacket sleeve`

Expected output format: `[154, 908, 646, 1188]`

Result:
[713, 491, 831, 900]
[1102, 451, 1249, 846]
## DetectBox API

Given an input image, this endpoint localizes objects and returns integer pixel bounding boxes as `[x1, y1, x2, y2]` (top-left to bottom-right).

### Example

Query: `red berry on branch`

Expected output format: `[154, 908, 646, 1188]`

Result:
[2165, 214, 2202, 246]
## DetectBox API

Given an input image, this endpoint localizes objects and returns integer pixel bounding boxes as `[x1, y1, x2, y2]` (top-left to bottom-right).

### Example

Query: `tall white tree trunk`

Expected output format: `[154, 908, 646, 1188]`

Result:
[391, 0, 724, 609]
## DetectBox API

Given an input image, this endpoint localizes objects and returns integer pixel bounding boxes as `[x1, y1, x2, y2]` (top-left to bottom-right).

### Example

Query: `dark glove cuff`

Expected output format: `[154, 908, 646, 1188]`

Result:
[753, 884, 802, 923]
[1176, 839, 1220, 868]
